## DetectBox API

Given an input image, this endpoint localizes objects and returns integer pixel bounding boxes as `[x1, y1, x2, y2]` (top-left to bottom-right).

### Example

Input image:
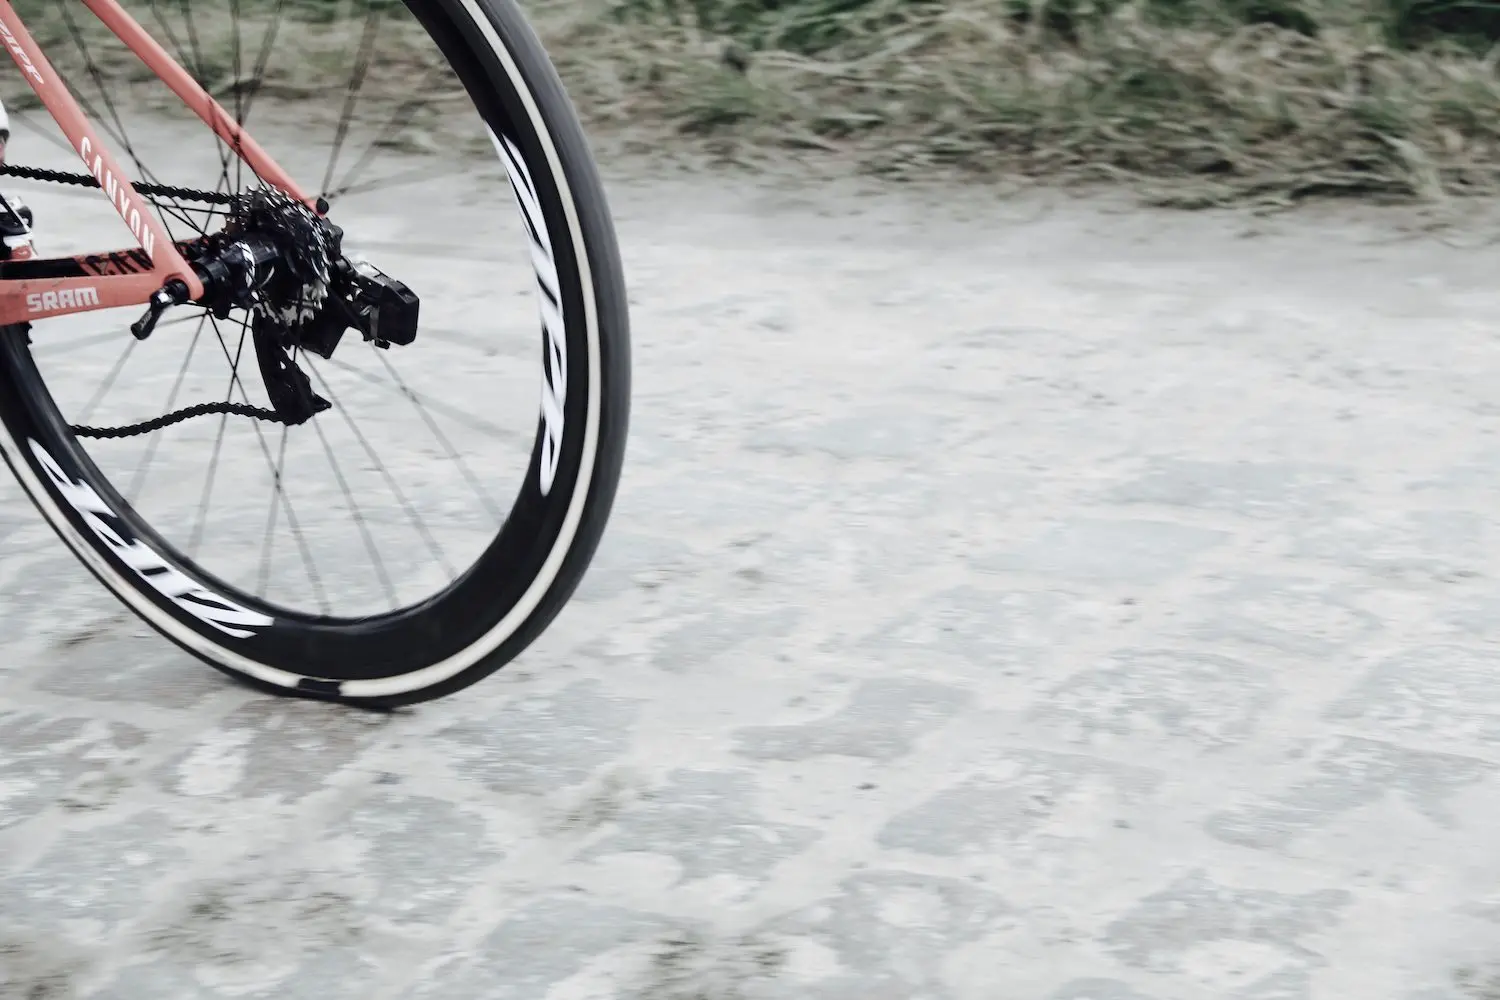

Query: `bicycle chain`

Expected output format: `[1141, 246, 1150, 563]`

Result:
[3, 166, 301, 438]
[0, 163, 237, 205]
[70, 401, 289, 439]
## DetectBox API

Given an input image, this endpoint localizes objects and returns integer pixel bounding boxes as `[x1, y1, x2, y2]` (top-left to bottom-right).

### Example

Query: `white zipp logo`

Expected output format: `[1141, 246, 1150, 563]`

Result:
[78, 136, 157, 260]
[491, 129, 566, 497]
[29, 440, 273, 639]
[28, 286, 99, 314]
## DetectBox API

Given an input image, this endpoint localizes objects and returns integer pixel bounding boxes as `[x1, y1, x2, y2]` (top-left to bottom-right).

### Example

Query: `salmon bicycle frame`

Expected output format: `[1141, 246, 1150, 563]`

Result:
[0, 0, 314, 328]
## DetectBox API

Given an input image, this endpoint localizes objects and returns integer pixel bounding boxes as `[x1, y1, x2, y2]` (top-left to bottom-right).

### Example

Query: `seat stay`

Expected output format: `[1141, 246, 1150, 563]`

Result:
[0, 0, 315, 325]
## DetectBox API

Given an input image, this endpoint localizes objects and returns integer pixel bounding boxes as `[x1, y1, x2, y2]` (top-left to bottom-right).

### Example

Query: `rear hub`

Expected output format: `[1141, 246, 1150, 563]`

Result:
[195, 190, 420, 354]
[131, 191, 420, 425]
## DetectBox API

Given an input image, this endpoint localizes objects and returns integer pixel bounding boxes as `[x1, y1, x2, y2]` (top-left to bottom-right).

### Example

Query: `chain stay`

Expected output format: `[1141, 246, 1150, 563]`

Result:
[3, 165, 297, 438]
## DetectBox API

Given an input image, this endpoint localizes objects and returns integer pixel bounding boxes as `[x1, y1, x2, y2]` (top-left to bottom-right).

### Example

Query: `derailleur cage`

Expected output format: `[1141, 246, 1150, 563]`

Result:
[253, 318, 330, 426]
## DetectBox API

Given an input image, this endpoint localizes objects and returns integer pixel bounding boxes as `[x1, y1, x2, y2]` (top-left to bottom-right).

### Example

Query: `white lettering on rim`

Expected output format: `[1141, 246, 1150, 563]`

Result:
[29, 439, 272, 639]
[492, 129, 566, 497]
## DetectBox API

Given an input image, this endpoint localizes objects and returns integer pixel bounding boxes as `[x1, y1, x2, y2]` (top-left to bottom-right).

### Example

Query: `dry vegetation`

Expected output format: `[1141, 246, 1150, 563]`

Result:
[11, 0, 1500, 208]
[534, 0, 1500, 207]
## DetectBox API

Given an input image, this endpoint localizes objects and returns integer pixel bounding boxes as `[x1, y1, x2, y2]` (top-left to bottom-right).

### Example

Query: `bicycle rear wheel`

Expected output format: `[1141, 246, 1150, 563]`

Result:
[0, 0, 630, 706]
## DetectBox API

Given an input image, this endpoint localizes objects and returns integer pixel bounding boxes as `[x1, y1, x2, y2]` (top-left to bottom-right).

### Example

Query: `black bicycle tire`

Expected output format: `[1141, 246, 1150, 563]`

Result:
[0, 0, 631, 708]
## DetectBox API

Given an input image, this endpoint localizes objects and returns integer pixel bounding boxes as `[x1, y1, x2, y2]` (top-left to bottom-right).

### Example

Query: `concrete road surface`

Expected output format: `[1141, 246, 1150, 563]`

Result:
[5, 148, 1500, 999]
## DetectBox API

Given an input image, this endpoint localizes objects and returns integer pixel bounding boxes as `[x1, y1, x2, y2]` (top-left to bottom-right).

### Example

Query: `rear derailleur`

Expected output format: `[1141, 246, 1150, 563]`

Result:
[132, 191, 419, 427]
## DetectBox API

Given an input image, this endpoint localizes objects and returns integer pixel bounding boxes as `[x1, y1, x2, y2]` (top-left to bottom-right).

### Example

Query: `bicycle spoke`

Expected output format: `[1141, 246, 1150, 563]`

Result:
[306, 358, 456, 579]
[230, 0, 244, 196]
[331, 163, 481, 203]
[238, 0, 288, 133]
[177, 0, 237, 198]
[33, 331, 119, 359]
[255, 423, 294, 602]
[320, 4, 384, 199]
[205, 313, 329, 614]
[145, 1, 198, 83]
[143, 1, 235, 205]
[56, 6, 203, 242]
[188, 324, 252, 559]
[78, 339, 137, 425]
[124, 315, 205, 501]
[11, 111, 76, 156]
[326, 61, 455, 200]
[44, 72, 205, 236]
[371, 349, 504, 524]
[321, 353, 524, 444]
[34, 314, 209, 361]
[190, 412, 230, 558]
[302, 369, 399, 609]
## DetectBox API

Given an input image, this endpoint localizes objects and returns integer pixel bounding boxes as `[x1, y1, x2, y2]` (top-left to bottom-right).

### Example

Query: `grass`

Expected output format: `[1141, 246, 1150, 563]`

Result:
[9, 0, 1500, 207]
[532, 0, 1500, 207]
